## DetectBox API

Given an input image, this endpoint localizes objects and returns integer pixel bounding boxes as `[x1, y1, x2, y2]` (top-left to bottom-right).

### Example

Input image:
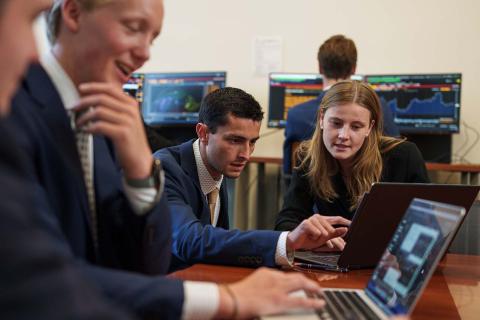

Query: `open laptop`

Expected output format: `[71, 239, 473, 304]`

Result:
[314, 198, 466, 319]
[295, 183, 479, 272]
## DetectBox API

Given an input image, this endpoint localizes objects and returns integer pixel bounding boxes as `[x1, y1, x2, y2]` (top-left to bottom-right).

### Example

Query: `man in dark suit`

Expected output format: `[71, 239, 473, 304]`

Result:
[283, 35, 400, 175]
[154, 87, 348, 272]
[0, 0, 133, 319]
[7, 0, 327, 318]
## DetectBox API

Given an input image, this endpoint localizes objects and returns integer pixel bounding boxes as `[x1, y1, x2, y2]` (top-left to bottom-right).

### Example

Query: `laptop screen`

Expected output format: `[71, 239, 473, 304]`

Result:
[365, 198, 464, 315]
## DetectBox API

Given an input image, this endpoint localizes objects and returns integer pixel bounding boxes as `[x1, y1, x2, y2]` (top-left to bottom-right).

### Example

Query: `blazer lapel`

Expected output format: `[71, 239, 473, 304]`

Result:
[24, 64, 91, 223]
[178, 140, 212, 224]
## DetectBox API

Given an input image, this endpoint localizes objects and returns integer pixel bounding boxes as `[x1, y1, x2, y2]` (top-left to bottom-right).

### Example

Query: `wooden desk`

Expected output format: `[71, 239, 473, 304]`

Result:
[426, 163, 480, 185]
[170, 254, 480, 319]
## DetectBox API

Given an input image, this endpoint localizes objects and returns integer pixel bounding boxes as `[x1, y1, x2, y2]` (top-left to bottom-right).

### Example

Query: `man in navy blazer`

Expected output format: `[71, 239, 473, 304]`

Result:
[0, 0, 134, 319]
[7, 0, 189, 317]
[284, 35, 400, 175]
[7, 1, 328, 319]
[154, 87, 348, 272]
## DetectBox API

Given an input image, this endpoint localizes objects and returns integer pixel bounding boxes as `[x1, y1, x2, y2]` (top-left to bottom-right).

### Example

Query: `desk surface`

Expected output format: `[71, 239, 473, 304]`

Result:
[170, 254, 480, 319]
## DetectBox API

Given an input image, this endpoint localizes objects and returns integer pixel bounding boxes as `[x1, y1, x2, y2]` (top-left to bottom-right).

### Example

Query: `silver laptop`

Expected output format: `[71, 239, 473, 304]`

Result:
[313, 198, 465, 319]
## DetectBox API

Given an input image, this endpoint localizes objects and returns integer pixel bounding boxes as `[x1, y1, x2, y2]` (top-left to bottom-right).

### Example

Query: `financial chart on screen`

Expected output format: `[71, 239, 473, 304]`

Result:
[267, 73, 364, 128]
[267, 73, 324, 128]
[365, 74, 461, 134]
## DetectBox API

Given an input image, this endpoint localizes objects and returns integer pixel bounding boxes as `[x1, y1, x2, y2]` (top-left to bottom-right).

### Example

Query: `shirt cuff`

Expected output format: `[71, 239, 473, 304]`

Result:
[275, 231, 294, 267]
[122, 179, 159, 215]
[182, 281, 219, 320]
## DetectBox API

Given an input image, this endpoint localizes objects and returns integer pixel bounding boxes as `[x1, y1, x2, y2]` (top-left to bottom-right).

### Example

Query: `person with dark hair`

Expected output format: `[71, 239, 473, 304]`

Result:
[283, 34, 399, 175]
[153, 86, 348, 273]
[276, 80, 428, 232]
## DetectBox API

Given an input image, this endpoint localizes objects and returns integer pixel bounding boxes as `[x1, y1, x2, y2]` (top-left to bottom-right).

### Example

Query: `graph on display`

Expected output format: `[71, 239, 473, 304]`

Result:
[365, 74, 461, 134]
[267, 73, 364, 128]
[267, 73, 324, 128]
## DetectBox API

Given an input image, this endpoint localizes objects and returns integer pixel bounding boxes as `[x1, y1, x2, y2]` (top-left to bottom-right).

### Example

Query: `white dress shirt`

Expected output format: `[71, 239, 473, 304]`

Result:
[41, 51, 219, 320]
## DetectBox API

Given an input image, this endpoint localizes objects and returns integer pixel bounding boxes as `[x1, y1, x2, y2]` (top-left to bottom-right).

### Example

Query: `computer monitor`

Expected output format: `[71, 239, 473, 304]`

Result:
[267, 73, 363, 128]
[123, 73, 145, 105]
[365, 73, 462, 134]
[126, 71, 227, 126]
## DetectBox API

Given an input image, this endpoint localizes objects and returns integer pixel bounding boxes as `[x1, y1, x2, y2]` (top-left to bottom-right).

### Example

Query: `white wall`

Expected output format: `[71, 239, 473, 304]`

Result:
[36, 0, 480, 162]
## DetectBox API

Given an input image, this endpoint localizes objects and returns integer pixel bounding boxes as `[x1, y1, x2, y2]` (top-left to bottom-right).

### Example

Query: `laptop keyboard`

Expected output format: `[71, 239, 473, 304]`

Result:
[296, 251, 340, 266]
[317, 255, 340, 265]
[315, 290, 382, 320]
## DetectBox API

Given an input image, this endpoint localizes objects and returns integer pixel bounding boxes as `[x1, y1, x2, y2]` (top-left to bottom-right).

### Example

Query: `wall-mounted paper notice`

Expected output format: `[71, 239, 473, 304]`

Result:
[253, 36, 283, 76]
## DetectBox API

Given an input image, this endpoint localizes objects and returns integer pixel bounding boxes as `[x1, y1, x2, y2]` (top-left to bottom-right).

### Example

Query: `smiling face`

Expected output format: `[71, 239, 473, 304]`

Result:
[58, 0, 163, 87]
[198, 114, 261, 179]
[0, 0, 52, 114]
[320, 102, 373, 170]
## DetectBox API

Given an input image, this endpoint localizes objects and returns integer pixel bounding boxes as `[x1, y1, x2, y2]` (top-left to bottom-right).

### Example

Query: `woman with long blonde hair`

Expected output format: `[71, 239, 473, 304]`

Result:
[275, 80, 429, 232]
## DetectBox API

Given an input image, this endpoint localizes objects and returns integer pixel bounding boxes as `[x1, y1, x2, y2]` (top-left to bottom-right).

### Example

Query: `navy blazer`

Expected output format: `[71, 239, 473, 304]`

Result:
[283, 92, 400, 174]
[9, 64, 184, 319]
[153, 140, 282, 272]
[0, 120, 134, 320]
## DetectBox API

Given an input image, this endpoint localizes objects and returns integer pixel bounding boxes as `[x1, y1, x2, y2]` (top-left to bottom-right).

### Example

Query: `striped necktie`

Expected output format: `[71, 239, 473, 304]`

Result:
[70, 111, 98, 254]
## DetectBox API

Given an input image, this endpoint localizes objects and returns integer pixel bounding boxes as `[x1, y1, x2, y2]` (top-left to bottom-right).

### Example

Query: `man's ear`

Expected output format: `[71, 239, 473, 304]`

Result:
[196, 123, 209, 144]
[61, 0, 83, 33]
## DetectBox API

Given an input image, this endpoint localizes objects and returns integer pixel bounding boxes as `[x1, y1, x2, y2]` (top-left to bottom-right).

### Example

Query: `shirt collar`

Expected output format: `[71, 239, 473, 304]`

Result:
[41, 50, 79, 111]
[193, 139, 223, 195]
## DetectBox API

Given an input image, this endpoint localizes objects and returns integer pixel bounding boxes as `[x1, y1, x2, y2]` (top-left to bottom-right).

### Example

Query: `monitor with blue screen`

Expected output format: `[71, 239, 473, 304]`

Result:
[123, 71, 227, 126]
[123, 73, 144, 105]
[143, 71, 226, 126]
[365, 73, 461, 134]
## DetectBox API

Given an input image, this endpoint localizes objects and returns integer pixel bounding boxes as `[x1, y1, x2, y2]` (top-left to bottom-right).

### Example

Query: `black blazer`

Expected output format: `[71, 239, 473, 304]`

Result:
[276, 141, 430, 231]
[9, 64, 184, 319]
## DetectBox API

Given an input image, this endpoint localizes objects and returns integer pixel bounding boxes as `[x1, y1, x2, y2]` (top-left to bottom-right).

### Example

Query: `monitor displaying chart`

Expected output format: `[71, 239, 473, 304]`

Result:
[365, 73, 461, 134]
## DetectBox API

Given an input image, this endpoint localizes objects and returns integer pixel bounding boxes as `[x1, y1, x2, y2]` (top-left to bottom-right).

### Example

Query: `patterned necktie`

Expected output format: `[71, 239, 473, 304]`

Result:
[70, 111, 98, 254]
[207, 188, 220, 225]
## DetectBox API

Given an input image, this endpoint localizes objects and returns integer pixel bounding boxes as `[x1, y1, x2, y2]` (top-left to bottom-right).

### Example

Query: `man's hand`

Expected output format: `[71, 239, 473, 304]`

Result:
[312, 236, 346, 252]
[287, 214, 348, 251]
[216, 268, 325, 319]
[74, 82, 152, 180]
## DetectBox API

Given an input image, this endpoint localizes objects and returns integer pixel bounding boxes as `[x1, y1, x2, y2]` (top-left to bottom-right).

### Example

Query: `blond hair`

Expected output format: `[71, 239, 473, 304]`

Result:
[297, 80, 404, 209]
[46, 0, 112, 44]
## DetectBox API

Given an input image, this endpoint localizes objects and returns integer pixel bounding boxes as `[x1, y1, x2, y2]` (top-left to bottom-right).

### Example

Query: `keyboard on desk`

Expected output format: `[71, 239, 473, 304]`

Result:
[315, 290, 382, 320]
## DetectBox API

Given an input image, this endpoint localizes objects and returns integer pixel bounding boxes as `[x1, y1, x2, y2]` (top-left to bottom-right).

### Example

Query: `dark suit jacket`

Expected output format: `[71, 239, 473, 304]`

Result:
[153, 140, 282, 272]
[0, 120, 134, 320]
[275, 141, 430, 231]
[283, 92, 400, 174]
[9, 64, 184, 319]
